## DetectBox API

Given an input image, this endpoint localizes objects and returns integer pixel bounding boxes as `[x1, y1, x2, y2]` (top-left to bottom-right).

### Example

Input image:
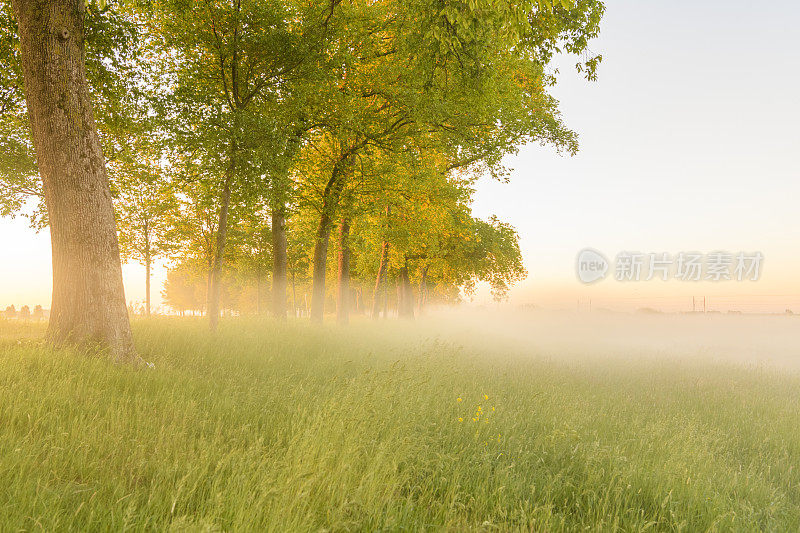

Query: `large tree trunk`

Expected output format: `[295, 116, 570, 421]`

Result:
[12, 0, 135, 361]
[310, 158, 348, 322]
[271, 205, 288, 320]
[371, 241, 389, 319]
[208, 170, 233, 331]
[336, 217, 351, 324]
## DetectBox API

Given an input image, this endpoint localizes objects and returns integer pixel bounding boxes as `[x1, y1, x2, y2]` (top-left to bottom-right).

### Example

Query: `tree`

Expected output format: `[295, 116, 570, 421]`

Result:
[227, 204, 273, 315]
[11, 0, 136, 361]
[111, 151, 178, 317]
[19, 305, 30, 320]
[4, 305, 16, 319]
[267, 128, 305, 321]
[149, 0, 308, 330]
[296, 0, 603, 322]
[0, 4, 41, 225]
[162, 260, 207, 316]
[33, 304, 44, 320]
[1, 1, 148, 227]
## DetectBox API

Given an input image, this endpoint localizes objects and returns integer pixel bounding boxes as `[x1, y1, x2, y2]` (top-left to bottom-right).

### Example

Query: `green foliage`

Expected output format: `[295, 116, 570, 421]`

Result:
[0, 0, 145, 227]
[110, 147, 179, 268]
[0, 3, 40, 224]
[1, 0, 608, 312]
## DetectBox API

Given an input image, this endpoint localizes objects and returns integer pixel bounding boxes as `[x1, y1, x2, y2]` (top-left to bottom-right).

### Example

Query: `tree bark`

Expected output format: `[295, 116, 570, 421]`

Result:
[336, 217, 351, 324]
[12, 0, 135, 361]
[271, 205, 288, 320]
[310, 158, 348, 322]
[371, 241, 389, 319]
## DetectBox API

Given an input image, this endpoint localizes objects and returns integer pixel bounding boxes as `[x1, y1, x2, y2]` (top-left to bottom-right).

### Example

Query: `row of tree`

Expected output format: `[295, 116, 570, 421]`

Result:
[0, 0, 603, 359]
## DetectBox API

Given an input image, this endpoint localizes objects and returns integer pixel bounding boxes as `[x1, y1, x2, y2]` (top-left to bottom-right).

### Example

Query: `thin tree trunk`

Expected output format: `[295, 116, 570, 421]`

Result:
[271, 206, 288, 320]
[398, 263, 414, 319]
[208, 171, 232, 331]
[144, 220, 151, 317]
[310, 158, 348, 322]
[310, 217, 331, 323]
[371, 241, 389, 319]
[336, 217, 351, 324]
[383, 272, 389, 319]
[143, 221, 152, 317]
[291, 270, 297, 318]
[205, 266, 212, 316]
[145, 254, 151, 317]
[396, 277, 403, 318]
[12, 0, 135, 361]
[418, 265, 429, 314]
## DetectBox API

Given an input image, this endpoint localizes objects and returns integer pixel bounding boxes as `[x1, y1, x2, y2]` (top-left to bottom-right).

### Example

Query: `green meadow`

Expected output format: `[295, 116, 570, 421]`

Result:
[1, 317, 799, 531]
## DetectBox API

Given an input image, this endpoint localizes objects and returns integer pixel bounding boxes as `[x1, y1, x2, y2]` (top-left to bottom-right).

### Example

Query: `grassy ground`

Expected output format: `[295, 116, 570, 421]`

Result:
[1, 317, 800, 531]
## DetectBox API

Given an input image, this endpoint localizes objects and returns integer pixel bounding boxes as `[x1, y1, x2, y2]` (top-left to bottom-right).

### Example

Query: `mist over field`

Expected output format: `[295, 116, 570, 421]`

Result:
[428, 308, 800, 370]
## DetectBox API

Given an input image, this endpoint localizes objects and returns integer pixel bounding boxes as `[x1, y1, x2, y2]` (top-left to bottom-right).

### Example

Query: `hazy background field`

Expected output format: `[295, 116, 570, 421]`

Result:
[409, 308, 800, 370]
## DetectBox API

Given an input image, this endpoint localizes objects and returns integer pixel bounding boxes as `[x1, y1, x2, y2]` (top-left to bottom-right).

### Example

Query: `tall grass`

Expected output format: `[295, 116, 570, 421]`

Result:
[1, 317, 799, 531]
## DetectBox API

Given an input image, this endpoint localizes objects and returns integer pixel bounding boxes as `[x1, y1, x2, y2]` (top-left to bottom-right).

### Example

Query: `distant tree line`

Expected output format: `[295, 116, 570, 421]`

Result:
[1, 305, 44, 320]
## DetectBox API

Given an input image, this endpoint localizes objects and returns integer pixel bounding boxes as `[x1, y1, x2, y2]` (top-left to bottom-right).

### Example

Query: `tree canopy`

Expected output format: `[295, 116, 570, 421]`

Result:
[2, 0, 605, 325]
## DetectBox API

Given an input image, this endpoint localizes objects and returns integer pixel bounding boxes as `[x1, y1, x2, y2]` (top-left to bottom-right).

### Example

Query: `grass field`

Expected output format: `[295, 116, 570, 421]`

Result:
[1, 315, 800, 531]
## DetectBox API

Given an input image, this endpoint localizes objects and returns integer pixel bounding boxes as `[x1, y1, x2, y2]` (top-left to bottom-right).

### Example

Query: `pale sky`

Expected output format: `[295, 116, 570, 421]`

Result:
[471, 0, 800, 312]
[3, 1, 800, 313]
